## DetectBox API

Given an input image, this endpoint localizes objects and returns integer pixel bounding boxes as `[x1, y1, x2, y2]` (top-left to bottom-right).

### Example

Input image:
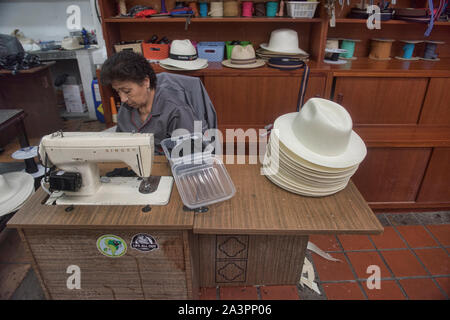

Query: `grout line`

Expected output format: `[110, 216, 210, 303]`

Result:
[255, 285, 262, 300]
[334, 236, 369, 300]
[423, 225, 448, 251]
[318, 274, 450, 284]
[216, 286, 220, 300]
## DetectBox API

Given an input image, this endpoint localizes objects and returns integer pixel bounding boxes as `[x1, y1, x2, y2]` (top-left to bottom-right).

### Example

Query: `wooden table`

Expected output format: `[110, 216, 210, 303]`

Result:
[7, 156, 383, 299]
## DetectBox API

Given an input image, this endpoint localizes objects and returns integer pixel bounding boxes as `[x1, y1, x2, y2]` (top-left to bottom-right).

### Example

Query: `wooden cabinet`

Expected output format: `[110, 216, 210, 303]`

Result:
[419, 78, 450, 125]
[333, 77, 428, 124]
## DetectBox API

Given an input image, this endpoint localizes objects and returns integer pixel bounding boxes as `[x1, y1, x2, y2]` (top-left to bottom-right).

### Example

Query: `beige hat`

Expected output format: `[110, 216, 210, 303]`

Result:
[222, 45, 265, 69]
[159, 40, 208, 71]
[61, 36, 84, 50]
[260, 29, 308, 55]
[273, 98, 367, 168]
[0, 172, 35, 216]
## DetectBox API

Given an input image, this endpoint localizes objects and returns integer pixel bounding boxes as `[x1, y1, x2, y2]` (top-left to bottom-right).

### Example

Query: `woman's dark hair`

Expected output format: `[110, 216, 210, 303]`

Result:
[100, 50, 157, 89]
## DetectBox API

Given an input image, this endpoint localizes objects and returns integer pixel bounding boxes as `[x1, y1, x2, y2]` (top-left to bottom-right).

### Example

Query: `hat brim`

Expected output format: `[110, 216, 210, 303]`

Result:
[0, 172, 35, 216]
[260, 43, 308, 55]
[273, 113, 367, 168]
[221, 59, 265, 69]
[159, 63, 208, 71]
[159, 58, 208, 70]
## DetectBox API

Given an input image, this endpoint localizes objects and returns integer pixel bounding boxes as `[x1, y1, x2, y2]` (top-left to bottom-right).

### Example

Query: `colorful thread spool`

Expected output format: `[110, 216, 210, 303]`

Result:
[209, 2, 224, 16]
[369, 38, 395, 60]
[224, 1, 239, 16]
[395, 40, 422, 61]
[242, 1, 254, 17]
[255, 2, 265, 16]
[266, 1, 279, 17]
[199, 2, 208, 17]
[421, 40, 445, 61]
[339, 39, 361, 60]
[188, 2, 199, 17]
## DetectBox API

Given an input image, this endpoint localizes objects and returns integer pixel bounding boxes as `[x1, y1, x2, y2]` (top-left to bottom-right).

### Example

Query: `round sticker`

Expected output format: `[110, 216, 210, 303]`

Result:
[96, 235, 127, 258]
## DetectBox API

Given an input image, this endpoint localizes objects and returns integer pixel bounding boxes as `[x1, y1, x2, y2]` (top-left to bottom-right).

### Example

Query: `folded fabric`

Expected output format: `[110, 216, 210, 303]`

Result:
[135, 9, 158, 18]
[170, 7, 194, 15]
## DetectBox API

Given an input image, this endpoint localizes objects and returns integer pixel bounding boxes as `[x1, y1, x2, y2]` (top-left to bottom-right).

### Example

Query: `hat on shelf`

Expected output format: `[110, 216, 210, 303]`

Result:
[273, 98, 367, 168]
[260, 29, 308, 55]
[159, 39, 208, 71]
[222, 45, 265, 69]
[0, 172, 35, 217]
[61, 36, 84, 50]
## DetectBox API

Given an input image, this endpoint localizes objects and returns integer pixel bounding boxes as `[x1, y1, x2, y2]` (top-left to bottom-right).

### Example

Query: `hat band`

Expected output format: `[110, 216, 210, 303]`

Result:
[231, 57, 257, 65]
[169, 53, 198, 61]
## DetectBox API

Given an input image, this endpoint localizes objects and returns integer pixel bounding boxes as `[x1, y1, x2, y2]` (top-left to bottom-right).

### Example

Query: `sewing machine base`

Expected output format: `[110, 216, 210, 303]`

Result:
[46, 176, 173, 206]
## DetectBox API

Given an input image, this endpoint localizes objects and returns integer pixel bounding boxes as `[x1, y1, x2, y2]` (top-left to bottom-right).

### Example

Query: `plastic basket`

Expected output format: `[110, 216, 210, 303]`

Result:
[197, 42, 225, 62]
[285, 1, 319, 19]
[225, 41, 252, 60]
[142, 43, 170, 60]
[114, 42, 143, 54]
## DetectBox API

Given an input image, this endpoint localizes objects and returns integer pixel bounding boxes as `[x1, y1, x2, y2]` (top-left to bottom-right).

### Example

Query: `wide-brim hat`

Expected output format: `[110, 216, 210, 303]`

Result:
[260, 28, 308, 55]
[0, 172, 35, 216]
[222, 45, 265, 69]
[61, 36, 84, 50]
[159, 39, 208, 70]
[273, 98, 367, 168]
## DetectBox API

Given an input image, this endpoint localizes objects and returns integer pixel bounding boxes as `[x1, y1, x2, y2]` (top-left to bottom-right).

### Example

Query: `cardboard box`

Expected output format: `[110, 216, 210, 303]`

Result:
[62, 84, 87, 113]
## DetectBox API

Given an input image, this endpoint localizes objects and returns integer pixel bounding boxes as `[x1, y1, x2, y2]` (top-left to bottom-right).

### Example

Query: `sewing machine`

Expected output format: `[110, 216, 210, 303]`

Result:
[38, 131, 173, 206]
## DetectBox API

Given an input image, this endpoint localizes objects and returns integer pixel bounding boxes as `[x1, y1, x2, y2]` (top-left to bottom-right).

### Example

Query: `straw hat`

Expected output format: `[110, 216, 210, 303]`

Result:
[0, 172, 35, 216]
[159, 40, 208, 70]
[273, 98, 367, 168]
[61, 36, 84, 50]
[222, 45, 265, 69]
[260, 29, 307, 55]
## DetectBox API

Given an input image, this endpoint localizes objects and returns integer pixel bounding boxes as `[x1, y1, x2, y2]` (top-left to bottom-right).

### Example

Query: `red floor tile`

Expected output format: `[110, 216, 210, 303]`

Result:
[312, 253, 355, 281]
[414, 248, 450, 275]
[370, 226, 407, 249]
[322, 282, 366, 300]
[346, 251, 391, 280]
[259, 285, 300, 300]
[309, 234, 341, 252]
[363, 280, 406, 300]
[426, 225, 450, 247]
[199, 287, 217, 300]
[434, 277, 450, 297]
[399, 278, 446, 300]
[381, 250, 428, 277]
[337, 234, 374, 251]
[220, 286, 259, 300]
[395, 225, 438, 248]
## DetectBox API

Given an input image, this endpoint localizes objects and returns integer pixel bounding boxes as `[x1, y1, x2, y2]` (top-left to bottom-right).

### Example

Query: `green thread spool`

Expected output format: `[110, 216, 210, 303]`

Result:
[340, 40, 356, 59]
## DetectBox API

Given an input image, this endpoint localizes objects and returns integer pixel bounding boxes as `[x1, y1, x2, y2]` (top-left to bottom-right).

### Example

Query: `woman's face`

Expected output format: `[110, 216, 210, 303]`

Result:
[111, 77, 150, 109]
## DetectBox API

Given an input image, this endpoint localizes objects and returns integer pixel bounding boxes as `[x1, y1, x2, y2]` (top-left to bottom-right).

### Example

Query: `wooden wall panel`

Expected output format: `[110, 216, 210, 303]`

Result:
[333, 77, 428, 124]
[351, 148, 431, 203]
[419, 78, 450, 125]
[417, 148, 450, 203]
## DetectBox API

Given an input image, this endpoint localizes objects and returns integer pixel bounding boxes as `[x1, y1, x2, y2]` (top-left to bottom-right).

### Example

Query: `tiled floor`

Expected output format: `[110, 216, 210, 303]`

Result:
[0, 119, 449, 300]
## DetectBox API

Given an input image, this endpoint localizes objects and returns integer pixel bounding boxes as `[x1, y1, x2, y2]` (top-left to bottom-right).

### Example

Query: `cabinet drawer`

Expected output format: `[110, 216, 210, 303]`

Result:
[333, 77, 428, 124]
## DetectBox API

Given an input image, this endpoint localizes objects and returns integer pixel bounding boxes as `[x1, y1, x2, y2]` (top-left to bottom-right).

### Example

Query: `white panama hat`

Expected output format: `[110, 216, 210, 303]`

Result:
[0, 172, 35, 216]
[260, 29, 308, 55]
[273, 98, 367, 168]
[159, 39, 208, 71]
[222, 45, 265, 69]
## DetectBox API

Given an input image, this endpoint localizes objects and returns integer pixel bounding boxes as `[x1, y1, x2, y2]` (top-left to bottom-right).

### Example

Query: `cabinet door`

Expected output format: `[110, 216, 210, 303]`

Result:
[333, 77, 428, 124]
[351, 147, 431, 203]
[419, 78, 450, 125]
[416, 148, 450, 203]
[304, 74, 326, 101]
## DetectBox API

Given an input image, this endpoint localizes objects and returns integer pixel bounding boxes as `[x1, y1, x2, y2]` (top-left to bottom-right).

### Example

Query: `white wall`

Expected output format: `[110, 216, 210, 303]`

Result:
[0, 0, 103, 44]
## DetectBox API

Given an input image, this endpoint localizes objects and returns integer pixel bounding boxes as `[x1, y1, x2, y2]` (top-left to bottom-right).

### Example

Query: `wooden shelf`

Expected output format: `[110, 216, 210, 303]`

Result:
[335, 18, 450, 26]
[104, 17, 323, 23]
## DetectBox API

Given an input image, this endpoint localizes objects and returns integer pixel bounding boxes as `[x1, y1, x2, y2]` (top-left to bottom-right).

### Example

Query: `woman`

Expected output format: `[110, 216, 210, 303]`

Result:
[100, 51, 198, 152]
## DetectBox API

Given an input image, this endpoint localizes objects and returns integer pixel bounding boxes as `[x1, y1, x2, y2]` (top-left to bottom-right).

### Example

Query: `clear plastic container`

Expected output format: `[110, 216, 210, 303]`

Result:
[161, 133, 235, 209]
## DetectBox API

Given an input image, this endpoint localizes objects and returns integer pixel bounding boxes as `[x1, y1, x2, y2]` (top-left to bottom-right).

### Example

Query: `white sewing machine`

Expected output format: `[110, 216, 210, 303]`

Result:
[38, 131, 173, 206]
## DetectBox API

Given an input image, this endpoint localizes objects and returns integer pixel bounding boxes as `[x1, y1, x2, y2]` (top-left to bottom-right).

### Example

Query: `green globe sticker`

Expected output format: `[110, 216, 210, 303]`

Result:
[96, 235, 127, 258]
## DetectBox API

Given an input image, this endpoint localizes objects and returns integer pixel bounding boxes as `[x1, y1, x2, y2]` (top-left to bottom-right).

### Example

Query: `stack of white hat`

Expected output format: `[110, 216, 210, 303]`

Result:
[160, 40, 208, 71]
[257, 28, 309, 60]
[262, 98, 367, 197]
[0, 172, 35, 216]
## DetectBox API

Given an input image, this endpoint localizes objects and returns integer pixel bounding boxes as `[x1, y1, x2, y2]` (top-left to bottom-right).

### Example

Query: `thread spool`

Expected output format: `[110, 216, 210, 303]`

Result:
[11, 146, 45, 179]
[266, 1, 279, 17]
[209, 1, 224, 17]
[255, 2, 265, 16]
[421, 40, 445, 61]
[224, 1, 239, 16]
[199, 2, 208, 17]
[188, 2, 199, 17]
[339, 39, 361, 60]
[395, 40, 422, 61]
[325, 39, 339, 59]
[324, 48, 347, 64]
[242, 1, 254, 17]
[369, 38, 395, 60]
